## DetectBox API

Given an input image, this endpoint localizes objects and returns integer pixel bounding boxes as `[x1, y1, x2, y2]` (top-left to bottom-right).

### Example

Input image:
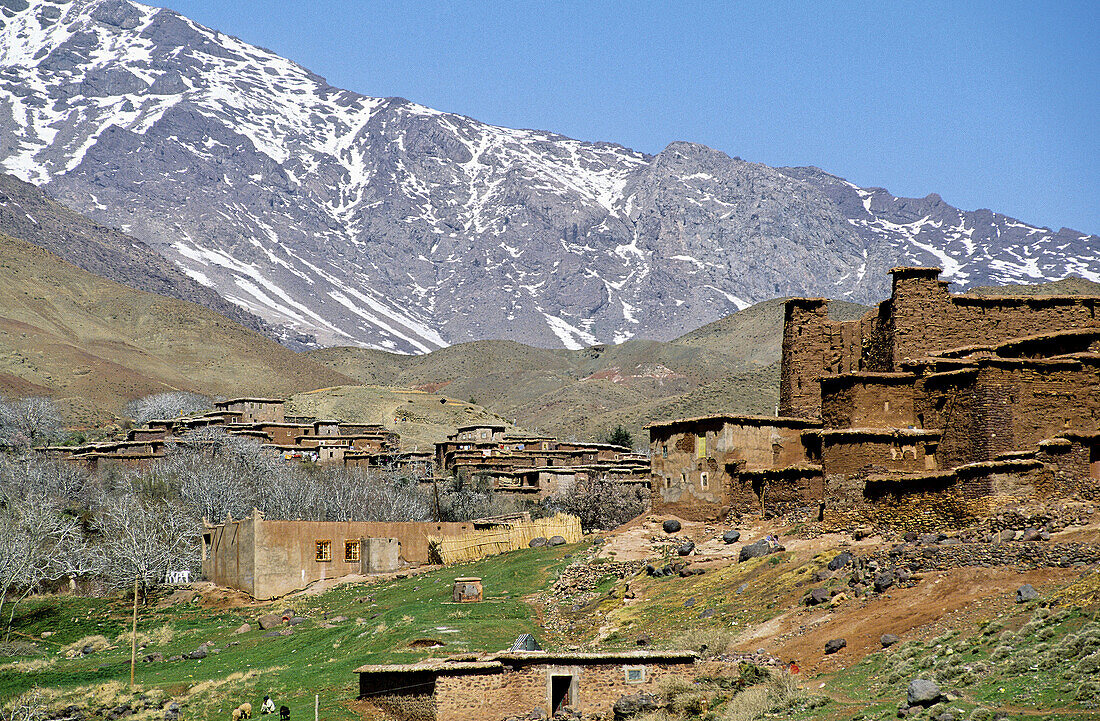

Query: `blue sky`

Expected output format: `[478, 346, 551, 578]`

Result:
[167, 0, 1098, 234]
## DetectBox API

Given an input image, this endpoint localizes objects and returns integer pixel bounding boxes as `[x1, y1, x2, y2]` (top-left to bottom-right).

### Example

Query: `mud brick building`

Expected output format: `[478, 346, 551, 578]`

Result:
[355, 650, 698, 721]
[652, 266, 1100, 524]
[435, 428, 650, 498]
[201, 509, 474, 599]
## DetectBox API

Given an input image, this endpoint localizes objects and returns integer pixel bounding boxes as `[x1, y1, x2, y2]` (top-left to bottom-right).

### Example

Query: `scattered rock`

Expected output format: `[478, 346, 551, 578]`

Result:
[257, 613, 282, 630]
[874, 572, 895, 592]
[677, 541, 695, 556]
[262, 631, 280, 639]
[824, 638, 846, 654]
[329, 615, 348, 623]
[288, 617, 306, 626]
[662, 519, 681, 534]
[613, 693, 660, 720]
[635, 634, 651, 647]
[827, 552, 852, 571]
[186, 646, 207, 660]
[881, 633, 900, 648]
[548, 535, 567, 547]
[1016, 584, 1039, 603]
[167, 655, 182, 662]
[722, 530, 741, 544]
[935, 714, 955, 721]
[903, 531, 919, 542]
[233, 623, 251, 634]
[1021, 527, 1041, 542]
[804, 588, 830, 606]
[529, 537, 548, 548]
[736, 583, 748, 594]
[739, 539, 771, 562]
[142, 652, 164, 663]
[906, 678, 944, 707]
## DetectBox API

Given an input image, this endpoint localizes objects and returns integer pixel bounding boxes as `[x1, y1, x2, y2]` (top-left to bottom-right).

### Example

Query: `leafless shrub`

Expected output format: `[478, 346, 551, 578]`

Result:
[123, 392, 211, 425]
[546, 474, 646, 531]
[0, 398, 62, 450]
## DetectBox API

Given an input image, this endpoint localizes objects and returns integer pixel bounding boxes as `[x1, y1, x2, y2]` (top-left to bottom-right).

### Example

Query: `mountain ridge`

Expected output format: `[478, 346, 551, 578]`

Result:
[1, 0, 1096, 353]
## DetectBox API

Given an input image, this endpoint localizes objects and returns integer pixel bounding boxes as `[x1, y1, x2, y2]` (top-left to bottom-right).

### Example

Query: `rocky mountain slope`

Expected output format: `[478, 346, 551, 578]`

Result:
[1, 0, 1096, 352]
[0, 172, 316, 348]
[0, 230, 352, 424]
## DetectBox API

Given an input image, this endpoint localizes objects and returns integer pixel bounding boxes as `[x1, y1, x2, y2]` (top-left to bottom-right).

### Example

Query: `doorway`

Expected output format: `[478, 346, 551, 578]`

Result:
[550, 674, 575, 714]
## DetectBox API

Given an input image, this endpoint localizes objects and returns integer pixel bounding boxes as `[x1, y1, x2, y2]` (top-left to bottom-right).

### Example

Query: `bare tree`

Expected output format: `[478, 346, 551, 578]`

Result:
[1, 687, 46, 721]
[124, 392, 211, 425]
[0, 398, 62, 450]
[547, 475, 647, 532]
[89, 491, 199, 601]
[0, 498, 84, 641]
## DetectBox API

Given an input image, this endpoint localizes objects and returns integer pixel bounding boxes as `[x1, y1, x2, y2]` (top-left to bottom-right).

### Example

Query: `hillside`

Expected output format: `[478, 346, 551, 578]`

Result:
[0, 232, 352, 425]
[1, 0, 1097, 350]
[305, 298, 870, 443]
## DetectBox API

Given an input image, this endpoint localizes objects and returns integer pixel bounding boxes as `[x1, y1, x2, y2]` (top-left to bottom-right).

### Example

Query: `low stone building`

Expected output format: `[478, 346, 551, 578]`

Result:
[355, 650, 698, 721]
[201, 510, 474, 599]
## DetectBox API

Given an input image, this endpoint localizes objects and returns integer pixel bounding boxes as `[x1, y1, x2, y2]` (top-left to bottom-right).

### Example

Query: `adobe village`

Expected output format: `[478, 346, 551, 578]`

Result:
[3, 267, 1100, 721]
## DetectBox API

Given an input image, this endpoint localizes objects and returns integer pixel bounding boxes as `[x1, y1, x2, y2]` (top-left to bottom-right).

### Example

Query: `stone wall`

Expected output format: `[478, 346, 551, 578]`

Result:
[821, 429, 938, 475]
[820, 373, 917, 428]
[434, 661, 693, 721]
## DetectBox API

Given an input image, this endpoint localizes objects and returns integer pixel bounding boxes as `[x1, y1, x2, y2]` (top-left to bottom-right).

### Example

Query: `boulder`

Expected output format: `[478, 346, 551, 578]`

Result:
[613, 693, 660, 720]
[677, 541, 695, 556]
[824, 638, 846, 654]
[142, 652, 164, 663]
[548, 535, 567, 546]
[329, 615, 348, 623]
[906, 678, 943, 707]
[1016, 584, 1039, 603]
[935, 714, 955, 721]
[827, 552, 852, 571]
[662, 519, 682, 534]
[804, 588, 830, 606]
[874, 572, 895, 593]
[233, 623, 251, 634]
[529, 537, 548, 548]
[288, 617, 306, 626]
[186, 646, 207, 660]
[881, 633, 900, 648]
[903, 531, 919, 542]
[722, 530, 741, 544]
[257, 613, 282, 630]
[1020, 527, 1041, 542]
[635, 634, 652, 647]
[738, 540, 771, 562]
[644, 564, 659, 577]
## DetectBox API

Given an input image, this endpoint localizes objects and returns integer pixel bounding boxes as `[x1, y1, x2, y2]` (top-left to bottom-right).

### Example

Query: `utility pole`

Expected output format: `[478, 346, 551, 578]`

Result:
[129, 577, 139, 688]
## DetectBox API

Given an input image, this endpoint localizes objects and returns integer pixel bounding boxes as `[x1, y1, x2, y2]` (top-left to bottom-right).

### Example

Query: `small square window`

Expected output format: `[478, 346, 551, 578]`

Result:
[625, 666, 645, 683]
[345, 540, 360, 563]
[315, 540, 332, 562]
[699, 471, 709, 491]
[662, 445, 668, 459]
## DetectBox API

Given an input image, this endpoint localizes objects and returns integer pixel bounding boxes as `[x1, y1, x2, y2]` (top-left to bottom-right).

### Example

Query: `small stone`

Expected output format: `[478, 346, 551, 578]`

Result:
[662, 519, 682, 534]
[827, 552, 852, 571]
[1021, 528, 1041, 542]
[142, 652, 164, 663]
[233, 623, 251, 634]
[736, 583, 748, 594]
[722, 530, 741, 544]
[805, 588, 830, 606]
[824, 638, 846, 654]
[874, 572, 895, 592]
[257, 613, 281, 630]
[288, 617, 306, 625]
[906, 678, 943, 707]
[1016, 584, 1039, 603]
[739, 539, 771, 562]
[677, 541, 695, 556]
[186, 646, 207, 660]
[881, 633, 900, 647]
[635, 634, 651, 646]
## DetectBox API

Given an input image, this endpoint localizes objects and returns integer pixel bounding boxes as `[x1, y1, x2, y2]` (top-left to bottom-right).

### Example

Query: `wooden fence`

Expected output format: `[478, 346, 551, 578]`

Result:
[429, 513, 583, 564]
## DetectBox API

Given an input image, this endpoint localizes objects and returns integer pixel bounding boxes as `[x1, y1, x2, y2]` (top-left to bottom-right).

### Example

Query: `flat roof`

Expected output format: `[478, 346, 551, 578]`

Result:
[454, 423, 508, 431]
[354, 649, 696, 675]
[645, 414, 822, 431]
[214, 397, 285, 405]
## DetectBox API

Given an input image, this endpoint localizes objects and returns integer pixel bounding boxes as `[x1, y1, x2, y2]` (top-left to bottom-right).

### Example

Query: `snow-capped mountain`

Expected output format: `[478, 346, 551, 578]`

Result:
[1, 0, 1096, 352]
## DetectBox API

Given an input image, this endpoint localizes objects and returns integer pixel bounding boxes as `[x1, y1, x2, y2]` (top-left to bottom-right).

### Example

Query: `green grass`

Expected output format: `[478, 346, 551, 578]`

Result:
[0, 543, 580, 719]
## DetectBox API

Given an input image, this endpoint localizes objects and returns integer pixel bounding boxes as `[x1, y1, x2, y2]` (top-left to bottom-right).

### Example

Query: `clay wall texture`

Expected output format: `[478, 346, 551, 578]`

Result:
[433, 661, 692, 721]
[202, 514, 471, 599]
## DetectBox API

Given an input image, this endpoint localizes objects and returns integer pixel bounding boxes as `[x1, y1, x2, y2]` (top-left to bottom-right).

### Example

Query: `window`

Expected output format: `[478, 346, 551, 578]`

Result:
[345, 540, 361, 563]
[662, 444, 668, 459]
[664, 476, 672, 489]
[699, 472, 709, 491]
[481, 431, 488, 439]
[696, 435, 706, 459]
[624, 666, 645, 683]
[315, 540, 332, 562]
